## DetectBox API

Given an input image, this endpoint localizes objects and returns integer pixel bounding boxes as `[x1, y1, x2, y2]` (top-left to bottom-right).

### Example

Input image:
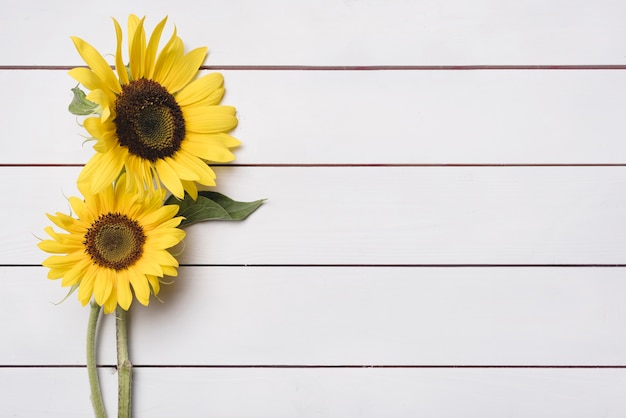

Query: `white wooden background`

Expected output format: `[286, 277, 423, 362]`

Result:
[2, 0, 626, 416]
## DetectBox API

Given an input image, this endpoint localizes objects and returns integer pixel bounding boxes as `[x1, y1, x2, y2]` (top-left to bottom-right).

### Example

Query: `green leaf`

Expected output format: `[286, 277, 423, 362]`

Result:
[68, 86, 99, 115]
[165, 191, 265, 227]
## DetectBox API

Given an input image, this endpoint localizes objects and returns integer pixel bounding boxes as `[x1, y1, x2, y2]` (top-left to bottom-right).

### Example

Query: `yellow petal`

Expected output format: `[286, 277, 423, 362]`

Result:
[84, 118, 118, 153]
[103, 290, 118, 314]
[147, 274, 161, 295]
[61, 258, 92, 288]
[181, 179, 198, 200]
[144, 16, 168, 79]
[161, 265, 179, 277]
[154, 250, 180, 268]
[38, 239, 78, 254]
[190, 158, 217, 185]
[124, 154, 155, 193]
[40, 225, 63, 241]
[153, 30, 183, 83]
[93, 268, 114, 305]
[70, 36, 120, 94]
[129, 16, 147, 80]
[47, 268, 68, 280]
[182, 137, 236, 162]
[84, 117, 113, 140]
[161, 47, 207, 93]
[68, 196, 95, 226]
[77, 266, 98, 306]
[187, 132, 241, 148]
[157, 217, 185, 230]
[112, 17, 129, 85]
[176, 72, 223, 107]
[129, 267, 150, 306]
[94, 181, 116, 214]
[174, 149, 216, 184]
[165, 155, 201, 181]
[134, 257, 164, 277]
[140, 204, 179, 228]
[78, 147, 126, 194]
[42, 252, 85, 270]
[184, 106, 238, 134]
[116, 269, 133, 310]
[127, 14, 141, 61]
[155, 158, 184, 198]
[85, 89, 109, 106]
[196, 87, 225, 107]
[68, 67, 110, 95]
[46, 211, 83, 232]
[146, 226, 186, 248]
[40, 227, 83, 248]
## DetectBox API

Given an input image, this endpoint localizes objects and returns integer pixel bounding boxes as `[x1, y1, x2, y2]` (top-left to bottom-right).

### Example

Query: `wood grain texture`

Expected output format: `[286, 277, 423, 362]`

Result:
[4, 266, 626, 366]
[2, 0, 626, 66]
[3, 367, 626, 417]
[8, 166, 626, 265]
[3, 0, 626, 416]
[2, 69, 626, 164]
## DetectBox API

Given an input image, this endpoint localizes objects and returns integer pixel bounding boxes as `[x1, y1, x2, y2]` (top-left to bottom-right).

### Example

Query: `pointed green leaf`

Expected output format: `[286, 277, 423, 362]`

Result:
[165, 191, 265, 227]
[68, 86, 99, 115]
[198, 191, 265, 220]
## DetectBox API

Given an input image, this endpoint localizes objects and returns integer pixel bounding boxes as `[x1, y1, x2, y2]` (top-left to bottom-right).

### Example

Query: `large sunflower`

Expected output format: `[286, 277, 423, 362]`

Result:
[38, 175, 186, 313]
[70, 15, 240, 199]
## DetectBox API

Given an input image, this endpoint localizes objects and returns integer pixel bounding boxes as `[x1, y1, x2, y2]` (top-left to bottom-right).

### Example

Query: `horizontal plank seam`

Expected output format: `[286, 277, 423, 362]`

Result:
[4, 65, 626, 71]
[184, 264, 626, 268]
[2, 364, 626, 369]
[6, 264, 626, 268]
[4, 164, 626, 168]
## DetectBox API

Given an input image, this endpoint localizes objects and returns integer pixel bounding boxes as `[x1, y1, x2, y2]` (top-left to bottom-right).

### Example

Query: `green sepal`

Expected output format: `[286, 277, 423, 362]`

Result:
[165, 191, 265, 227]
[68, 86, 99, 116]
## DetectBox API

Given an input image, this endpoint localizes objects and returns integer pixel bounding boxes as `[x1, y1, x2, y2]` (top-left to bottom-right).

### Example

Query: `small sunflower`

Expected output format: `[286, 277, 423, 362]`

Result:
[70, 14, 240, 199]
[38, 175, 186, 313]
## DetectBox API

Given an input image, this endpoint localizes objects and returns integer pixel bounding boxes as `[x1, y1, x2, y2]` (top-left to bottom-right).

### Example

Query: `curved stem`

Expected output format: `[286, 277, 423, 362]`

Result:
[87, 301, 106, 418]
[116, 306, 132, 418]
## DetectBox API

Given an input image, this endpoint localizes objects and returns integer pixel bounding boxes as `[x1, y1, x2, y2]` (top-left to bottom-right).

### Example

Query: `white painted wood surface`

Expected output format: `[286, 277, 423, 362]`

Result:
[5, 266, 626, 366]
[3, 0, 626, 65]
[7, 166, 626, 265]
[5, 70, 626, 164]
[4, 368, 626, 417]
[2, 0, 626, 416]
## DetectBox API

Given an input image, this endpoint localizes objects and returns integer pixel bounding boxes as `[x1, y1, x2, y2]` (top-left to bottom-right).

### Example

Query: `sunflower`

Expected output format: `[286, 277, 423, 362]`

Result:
[69, 15, 240, 199]
[38, 175, 186, 313]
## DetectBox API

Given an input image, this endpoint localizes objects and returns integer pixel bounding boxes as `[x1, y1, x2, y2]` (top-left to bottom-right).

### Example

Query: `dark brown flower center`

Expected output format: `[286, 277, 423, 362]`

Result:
[114, 79, 185, 162]
[84, 212, 146, 270]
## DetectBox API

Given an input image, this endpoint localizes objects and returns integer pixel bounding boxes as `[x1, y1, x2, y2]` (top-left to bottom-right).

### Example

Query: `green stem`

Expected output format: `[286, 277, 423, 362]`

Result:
[87, 301, 106, 418]
[116, 306, 132, 418]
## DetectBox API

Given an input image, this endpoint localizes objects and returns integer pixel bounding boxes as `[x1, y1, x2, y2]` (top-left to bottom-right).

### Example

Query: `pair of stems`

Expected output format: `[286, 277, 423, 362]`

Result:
[87, 302, 132, 418]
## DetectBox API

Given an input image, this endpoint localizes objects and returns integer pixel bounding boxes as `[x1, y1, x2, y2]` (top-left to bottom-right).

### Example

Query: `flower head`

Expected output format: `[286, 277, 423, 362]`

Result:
[70, 15, 240, 199]
[38, 175, 186, 313]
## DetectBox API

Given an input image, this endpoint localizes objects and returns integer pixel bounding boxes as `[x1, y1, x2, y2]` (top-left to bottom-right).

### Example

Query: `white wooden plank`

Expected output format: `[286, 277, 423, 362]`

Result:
[0, 266, 117, 365]
[4, 266, 626, 365]
[1, 368, 110, 417]
[2, 0, 626, 66]
[6, 3, 626, 415]
[3, 367, 626, 417]
[9, 166, 626, 265]
[3, 69, 626, 164]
